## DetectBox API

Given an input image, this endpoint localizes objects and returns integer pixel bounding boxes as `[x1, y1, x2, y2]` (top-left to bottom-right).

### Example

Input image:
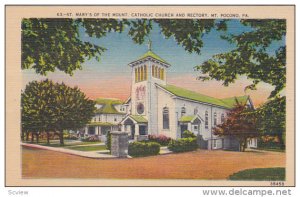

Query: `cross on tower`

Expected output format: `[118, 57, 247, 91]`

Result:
[147, 39, 152, 51]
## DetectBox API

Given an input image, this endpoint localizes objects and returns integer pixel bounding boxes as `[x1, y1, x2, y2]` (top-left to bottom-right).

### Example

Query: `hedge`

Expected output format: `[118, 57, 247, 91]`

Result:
[168, 137, 198, 153]
[147, 134, 172, 146]
[182, 130, 196, 138]
[128, 141, 160, 157]
[81, 135, 100, 142]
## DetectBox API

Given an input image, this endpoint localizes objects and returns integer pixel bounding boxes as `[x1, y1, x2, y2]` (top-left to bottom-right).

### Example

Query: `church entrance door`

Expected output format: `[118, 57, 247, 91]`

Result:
[131, 125, 135, 139]
[180, 125, 188, 138]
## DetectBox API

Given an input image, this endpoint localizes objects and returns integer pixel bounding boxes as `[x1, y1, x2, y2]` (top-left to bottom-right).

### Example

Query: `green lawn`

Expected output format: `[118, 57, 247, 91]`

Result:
[36, 141, 101, 147]
[256, 147, 285, 152]
[228, 168, 285, 181]
[65, 145, 107, 151]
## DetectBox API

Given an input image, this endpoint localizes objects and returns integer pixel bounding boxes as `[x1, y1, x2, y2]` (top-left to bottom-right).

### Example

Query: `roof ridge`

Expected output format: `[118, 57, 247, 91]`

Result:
[221, 95, 249, 100]
[165, 83, 228, 102]
[156, 84, 253, 109]
[129, 50, 170, 66]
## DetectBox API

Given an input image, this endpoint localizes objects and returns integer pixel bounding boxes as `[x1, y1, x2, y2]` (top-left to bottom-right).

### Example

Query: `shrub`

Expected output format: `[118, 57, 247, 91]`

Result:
[128, 142, 160, 157]
[168, 137, 198, 153]
[64, 134, 78, 140]
[81, 135, 100, 142]
[147, 134, 172, 146]
[182, 130, 196, 138]
[106, 131, 112, 151]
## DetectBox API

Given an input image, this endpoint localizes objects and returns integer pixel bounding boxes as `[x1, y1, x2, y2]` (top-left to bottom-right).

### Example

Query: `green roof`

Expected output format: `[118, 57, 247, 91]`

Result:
[94, 98, 124, 114]
[159, 84, 231, 108]
[179, 115, 196, 122]
[136, 50, 169, 65]
[158, 84, 250, 109]
[130, 115, 148, 123]
[221, 96, 249, 108]
[87, 122, 116, 126]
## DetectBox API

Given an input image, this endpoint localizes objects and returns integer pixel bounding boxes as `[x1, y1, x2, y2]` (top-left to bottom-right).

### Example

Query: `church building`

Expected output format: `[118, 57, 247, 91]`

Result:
[85, 47, 257, 150]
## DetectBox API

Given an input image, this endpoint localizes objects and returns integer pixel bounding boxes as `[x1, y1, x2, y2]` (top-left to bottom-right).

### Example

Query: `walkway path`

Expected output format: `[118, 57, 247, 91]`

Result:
[21, 143, 117, 159]
[22, 142, 172, 158]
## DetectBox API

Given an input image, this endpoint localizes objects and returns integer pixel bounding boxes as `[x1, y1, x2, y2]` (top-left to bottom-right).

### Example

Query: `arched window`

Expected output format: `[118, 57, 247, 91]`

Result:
[152, 65, 155, 77]
[135, 68, 138, 82]
[181, 107, 186, 117]
[137, 67, 141, 82]
[194, 108, 198, 115]
[163, 107, 169, 129]
[214, 112, 217, 126]
[159, 68, 163, 79]
[205, 111, 208, 129]
[155, 66, 158, 78]
[161, 69, 164, 80]
[221, 113, 225, 123]
[141, 66, 144, 81]
[144, 65, 147, 80]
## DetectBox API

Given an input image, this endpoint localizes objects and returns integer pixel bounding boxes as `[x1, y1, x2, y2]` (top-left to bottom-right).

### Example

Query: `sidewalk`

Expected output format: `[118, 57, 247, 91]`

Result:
[21, 142, 117, 159]
[22, 142, 173, 159]
[160, 146, 172, 155]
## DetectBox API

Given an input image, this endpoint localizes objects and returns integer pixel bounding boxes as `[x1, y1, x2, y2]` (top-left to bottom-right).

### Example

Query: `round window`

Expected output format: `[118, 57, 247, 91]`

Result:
[137, 103, 145, 114]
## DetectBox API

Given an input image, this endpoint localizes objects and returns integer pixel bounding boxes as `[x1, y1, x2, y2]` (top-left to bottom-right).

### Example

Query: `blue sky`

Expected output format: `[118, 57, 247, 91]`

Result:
[22, 19, 285, 105]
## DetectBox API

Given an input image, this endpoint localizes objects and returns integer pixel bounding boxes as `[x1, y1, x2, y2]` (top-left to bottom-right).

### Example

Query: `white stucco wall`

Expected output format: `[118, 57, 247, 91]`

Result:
[156, 87, 177, 139]
[129, 60, 168, 136]
[91, 114, 124, 124]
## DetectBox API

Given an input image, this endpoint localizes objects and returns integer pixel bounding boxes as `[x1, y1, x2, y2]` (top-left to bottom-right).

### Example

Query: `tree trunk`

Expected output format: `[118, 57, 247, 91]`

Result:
[59, 131, 64, 146]
[31, 132, 34, 143]
[21, 130, 24, 141]
[46, 131, 50, 145]
[242, 138, 247, 152]
[36, 133, 39, 144]
[26, 132, 29, 141]
[277, 133, 285, 149]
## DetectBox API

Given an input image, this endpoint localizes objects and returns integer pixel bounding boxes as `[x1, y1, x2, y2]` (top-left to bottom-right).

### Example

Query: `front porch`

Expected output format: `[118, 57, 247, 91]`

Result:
[120, 115, 148, 141]
[178, 115, 203, 138]
[85, 122, 119, 141]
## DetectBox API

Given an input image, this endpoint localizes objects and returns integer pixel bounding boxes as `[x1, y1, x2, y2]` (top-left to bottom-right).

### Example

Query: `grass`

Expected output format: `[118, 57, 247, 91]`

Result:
[65, 145, 107, 151]
[228, 168, 285, 181]
[27, 141, 101, 147]
[256, 147, 285, 152]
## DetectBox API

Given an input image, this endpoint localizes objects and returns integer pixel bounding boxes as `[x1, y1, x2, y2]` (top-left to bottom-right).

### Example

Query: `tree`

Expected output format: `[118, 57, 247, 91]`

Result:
[195, 19, 286, 99]
[256, 96, 286, 149]
[22, 18, 224, 75]
[21, 79, 96, 145]
[213, 102, 259, 152]
[21, 19, 122, 75]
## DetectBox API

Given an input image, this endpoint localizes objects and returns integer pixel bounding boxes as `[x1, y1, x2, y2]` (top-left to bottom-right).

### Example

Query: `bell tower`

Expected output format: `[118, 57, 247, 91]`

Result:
[128, 42, 171, 135]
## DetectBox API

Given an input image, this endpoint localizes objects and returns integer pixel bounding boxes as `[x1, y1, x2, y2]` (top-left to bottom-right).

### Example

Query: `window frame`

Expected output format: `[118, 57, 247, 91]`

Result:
[205, 111, 209, 129]
[162, 107, 170, 130]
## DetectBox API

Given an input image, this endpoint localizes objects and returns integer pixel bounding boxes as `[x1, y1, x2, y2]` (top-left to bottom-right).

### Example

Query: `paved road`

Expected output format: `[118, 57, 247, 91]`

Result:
[22, 147, 285, 179]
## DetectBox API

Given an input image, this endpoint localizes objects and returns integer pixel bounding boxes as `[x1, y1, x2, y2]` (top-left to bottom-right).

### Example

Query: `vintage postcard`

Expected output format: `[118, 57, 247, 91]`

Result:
[5, 5, 295, 186]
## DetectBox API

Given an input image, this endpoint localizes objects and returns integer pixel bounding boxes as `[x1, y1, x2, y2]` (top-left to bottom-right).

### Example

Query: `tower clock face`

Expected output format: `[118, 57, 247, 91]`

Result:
[136, 103, 145, 114]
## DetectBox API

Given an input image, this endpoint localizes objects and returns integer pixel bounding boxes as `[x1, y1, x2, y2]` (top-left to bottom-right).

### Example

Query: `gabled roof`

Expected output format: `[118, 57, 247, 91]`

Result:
[130, 115, 148, 123]
[128, 50, 171, 67]
[220, 95, 250, 108]
[94, 98, 125, 114]
[158, 84, 230, 108]
[179, 115, 195, 122]
[138, 50, 169, 64]
[157, 84, 250, 109]
[87, 122, 117, 126]
[120, 114, 148, 124]
[179, 115, 204, 123]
